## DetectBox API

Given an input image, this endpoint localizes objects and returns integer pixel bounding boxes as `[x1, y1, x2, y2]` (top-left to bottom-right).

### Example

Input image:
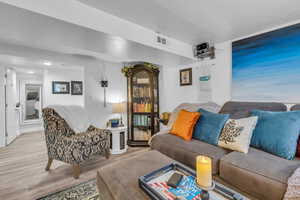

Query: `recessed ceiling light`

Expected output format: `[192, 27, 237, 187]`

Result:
[28, 71, 35, 74]
[43, 61, 52, 66]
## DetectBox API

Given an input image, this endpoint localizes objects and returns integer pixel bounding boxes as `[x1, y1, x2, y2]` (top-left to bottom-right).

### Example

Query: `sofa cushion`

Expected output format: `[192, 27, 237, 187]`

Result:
[150, 133, 231, 174]
[250, 110, 300, 160]
[193, 108, 229, 145]
[170, 110, 200, 141]
[167, 102, 221, 129]
[218, 116, 258, 153]
[219, 101, 287, 119]
[290, 104, 300, 157]
[220, 148, 300, 200]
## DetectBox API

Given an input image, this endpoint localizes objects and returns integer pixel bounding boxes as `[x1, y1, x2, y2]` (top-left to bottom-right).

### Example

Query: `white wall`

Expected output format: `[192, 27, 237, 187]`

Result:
[0, 66, 5, 147]
[43, 67, 84, 107]
[211, 42, 232, 105]
[85, 62, 127, 128]
[160, 41, 232, 112]
[84, 61, 127, 128]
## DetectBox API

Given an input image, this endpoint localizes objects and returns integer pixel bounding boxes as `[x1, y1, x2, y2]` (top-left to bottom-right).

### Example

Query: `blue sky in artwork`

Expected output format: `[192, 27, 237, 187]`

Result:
[232, 23, 300, 102]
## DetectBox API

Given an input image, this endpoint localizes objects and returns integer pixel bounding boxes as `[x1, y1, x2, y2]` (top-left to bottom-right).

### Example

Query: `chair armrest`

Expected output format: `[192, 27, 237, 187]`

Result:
[62, 128, 111, 145]
[87, 125, 111, 139]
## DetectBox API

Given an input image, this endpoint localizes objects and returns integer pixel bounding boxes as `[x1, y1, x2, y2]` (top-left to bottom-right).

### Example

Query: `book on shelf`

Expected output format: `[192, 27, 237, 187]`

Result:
[133, 99, 152, 113]
[133, 115, 151, 127]
[133, 85, 151, 98]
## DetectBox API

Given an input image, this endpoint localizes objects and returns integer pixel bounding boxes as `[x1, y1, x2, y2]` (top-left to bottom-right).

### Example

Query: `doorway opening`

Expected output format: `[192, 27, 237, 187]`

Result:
[23, 84, 42, 123]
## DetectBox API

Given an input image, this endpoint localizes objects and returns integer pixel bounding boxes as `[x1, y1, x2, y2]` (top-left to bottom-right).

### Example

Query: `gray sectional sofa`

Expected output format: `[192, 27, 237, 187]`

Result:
[150, 101, 300, 200]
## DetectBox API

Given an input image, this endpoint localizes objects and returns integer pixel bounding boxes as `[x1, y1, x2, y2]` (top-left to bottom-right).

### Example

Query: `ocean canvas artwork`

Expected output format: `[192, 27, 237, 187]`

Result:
[232, 23, 300, 102]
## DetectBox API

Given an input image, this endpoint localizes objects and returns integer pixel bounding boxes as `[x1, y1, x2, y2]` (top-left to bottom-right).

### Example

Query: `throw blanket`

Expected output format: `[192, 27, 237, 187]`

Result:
[284, 167, 300, 200]
[48, 105, 90, 133]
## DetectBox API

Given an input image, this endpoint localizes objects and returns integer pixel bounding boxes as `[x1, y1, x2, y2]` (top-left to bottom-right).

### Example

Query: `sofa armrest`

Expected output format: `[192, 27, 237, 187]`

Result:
[148, 128, 170, 146]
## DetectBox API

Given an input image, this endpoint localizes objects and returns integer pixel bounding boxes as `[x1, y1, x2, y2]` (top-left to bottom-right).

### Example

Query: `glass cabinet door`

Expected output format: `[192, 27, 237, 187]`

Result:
[131, 70, 152, 142]
[153, 75, 159, 134]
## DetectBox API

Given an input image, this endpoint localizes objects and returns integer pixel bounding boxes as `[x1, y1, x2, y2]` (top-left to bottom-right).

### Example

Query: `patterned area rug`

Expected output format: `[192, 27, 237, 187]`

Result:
[37, 179, 99, 200]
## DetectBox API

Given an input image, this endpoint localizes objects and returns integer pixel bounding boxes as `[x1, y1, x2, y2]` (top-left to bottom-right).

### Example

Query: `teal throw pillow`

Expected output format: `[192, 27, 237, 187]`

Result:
[193, 108, 229, 145]
[250, 110, 300, 160]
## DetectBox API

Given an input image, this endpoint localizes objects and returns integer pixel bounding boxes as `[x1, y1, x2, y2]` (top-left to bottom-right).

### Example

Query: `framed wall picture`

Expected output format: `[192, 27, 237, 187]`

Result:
[52, 81, 70, 94]
[71, 81, 83, 95]
[180, 68, 192, 86]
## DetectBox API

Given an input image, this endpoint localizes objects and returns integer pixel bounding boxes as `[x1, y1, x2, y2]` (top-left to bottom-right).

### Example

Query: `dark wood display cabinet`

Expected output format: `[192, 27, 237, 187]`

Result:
[122, 63, 160, 147]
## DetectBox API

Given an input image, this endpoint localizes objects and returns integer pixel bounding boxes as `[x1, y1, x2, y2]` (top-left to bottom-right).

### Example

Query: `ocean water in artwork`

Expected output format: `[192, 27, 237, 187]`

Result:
[232, 23, 300, 102]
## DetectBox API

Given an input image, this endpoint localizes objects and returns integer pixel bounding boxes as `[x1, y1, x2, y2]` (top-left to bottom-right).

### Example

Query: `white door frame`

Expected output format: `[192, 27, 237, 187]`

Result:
[4, 78, 7, 145]
[20, 80, 43, 125]
[4, 68, 19, 145]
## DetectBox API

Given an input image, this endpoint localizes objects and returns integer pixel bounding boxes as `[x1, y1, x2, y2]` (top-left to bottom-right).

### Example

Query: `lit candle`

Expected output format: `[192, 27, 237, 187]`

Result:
[196, 156, 212, 188]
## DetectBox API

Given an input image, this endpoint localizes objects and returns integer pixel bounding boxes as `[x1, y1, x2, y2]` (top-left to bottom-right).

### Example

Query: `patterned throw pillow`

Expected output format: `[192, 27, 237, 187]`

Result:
[218, 116, 258, 153]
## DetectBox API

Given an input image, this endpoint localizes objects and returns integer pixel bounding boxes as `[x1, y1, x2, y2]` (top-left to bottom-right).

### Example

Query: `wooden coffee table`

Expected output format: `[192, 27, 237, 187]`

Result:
[96, 150, 254, 200]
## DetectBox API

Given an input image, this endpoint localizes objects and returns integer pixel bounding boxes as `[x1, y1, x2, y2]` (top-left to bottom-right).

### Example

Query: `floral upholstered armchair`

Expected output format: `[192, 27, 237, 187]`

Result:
[42, 107, 110, 179]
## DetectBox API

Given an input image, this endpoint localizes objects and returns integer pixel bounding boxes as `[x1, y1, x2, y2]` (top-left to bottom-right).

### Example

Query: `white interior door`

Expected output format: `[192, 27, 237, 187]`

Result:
[5, 68, 19, 145]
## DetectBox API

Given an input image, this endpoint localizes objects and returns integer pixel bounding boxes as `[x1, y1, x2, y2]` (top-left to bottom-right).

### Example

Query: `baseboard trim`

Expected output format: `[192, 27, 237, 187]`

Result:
[20, 126, 44, 134]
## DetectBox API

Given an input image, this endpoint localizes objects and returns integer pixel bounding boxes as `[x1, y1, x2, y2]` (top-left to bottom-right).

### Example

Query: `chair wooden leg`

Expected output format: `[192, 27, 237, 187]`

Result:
[105, 149, 110, 159]
[45, 158, 53, 171]
[73, 164, 80, 179]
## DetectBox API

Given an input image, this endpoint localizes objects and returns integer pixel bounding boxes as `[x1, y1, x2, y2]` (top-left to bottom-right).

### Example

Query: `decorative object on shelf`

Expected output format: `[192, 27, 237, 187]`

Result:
[199, 75, 210, 81]
[180, 68, 192, 86]
[196, 155, 214, 200]
[194, 42, 215, 60]
[107, 126, 127, 154]
[156, 112, 171, 125]
[112, 102, 126, 127]
[122, 62, 160, 147]
[122, 62, 159, 77]
[109, 118, 120, 128]
[71, 81, 83, 95]
[52, 81, 70, 94]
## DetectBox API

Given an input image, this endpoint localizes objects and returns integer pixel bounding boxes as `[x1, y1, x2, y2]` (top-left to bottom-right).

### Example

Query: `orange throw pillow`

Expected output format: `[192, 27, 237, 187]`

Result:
[170, 109, 201, 141]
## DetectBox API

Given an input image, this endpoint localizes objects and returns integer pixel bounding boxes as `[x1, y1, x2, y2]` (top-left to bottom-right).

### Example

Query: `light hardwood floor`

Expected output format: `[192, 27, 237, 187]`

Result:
[0, 131, 145, 200]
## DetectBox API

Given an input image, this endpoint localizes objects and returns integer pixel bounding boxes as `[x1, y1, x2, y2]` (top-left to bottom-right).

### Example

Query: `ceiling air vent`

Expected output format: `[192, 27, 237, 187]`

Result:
[157, 35, 167, 45]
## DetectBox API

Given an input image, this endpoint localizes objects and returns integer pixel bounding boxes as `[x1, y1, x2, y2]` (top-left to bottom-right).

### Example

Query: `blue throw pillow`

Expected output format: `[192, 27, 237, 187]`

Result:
[250, 110, 300, 160]
[193, 108, 229, 145]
